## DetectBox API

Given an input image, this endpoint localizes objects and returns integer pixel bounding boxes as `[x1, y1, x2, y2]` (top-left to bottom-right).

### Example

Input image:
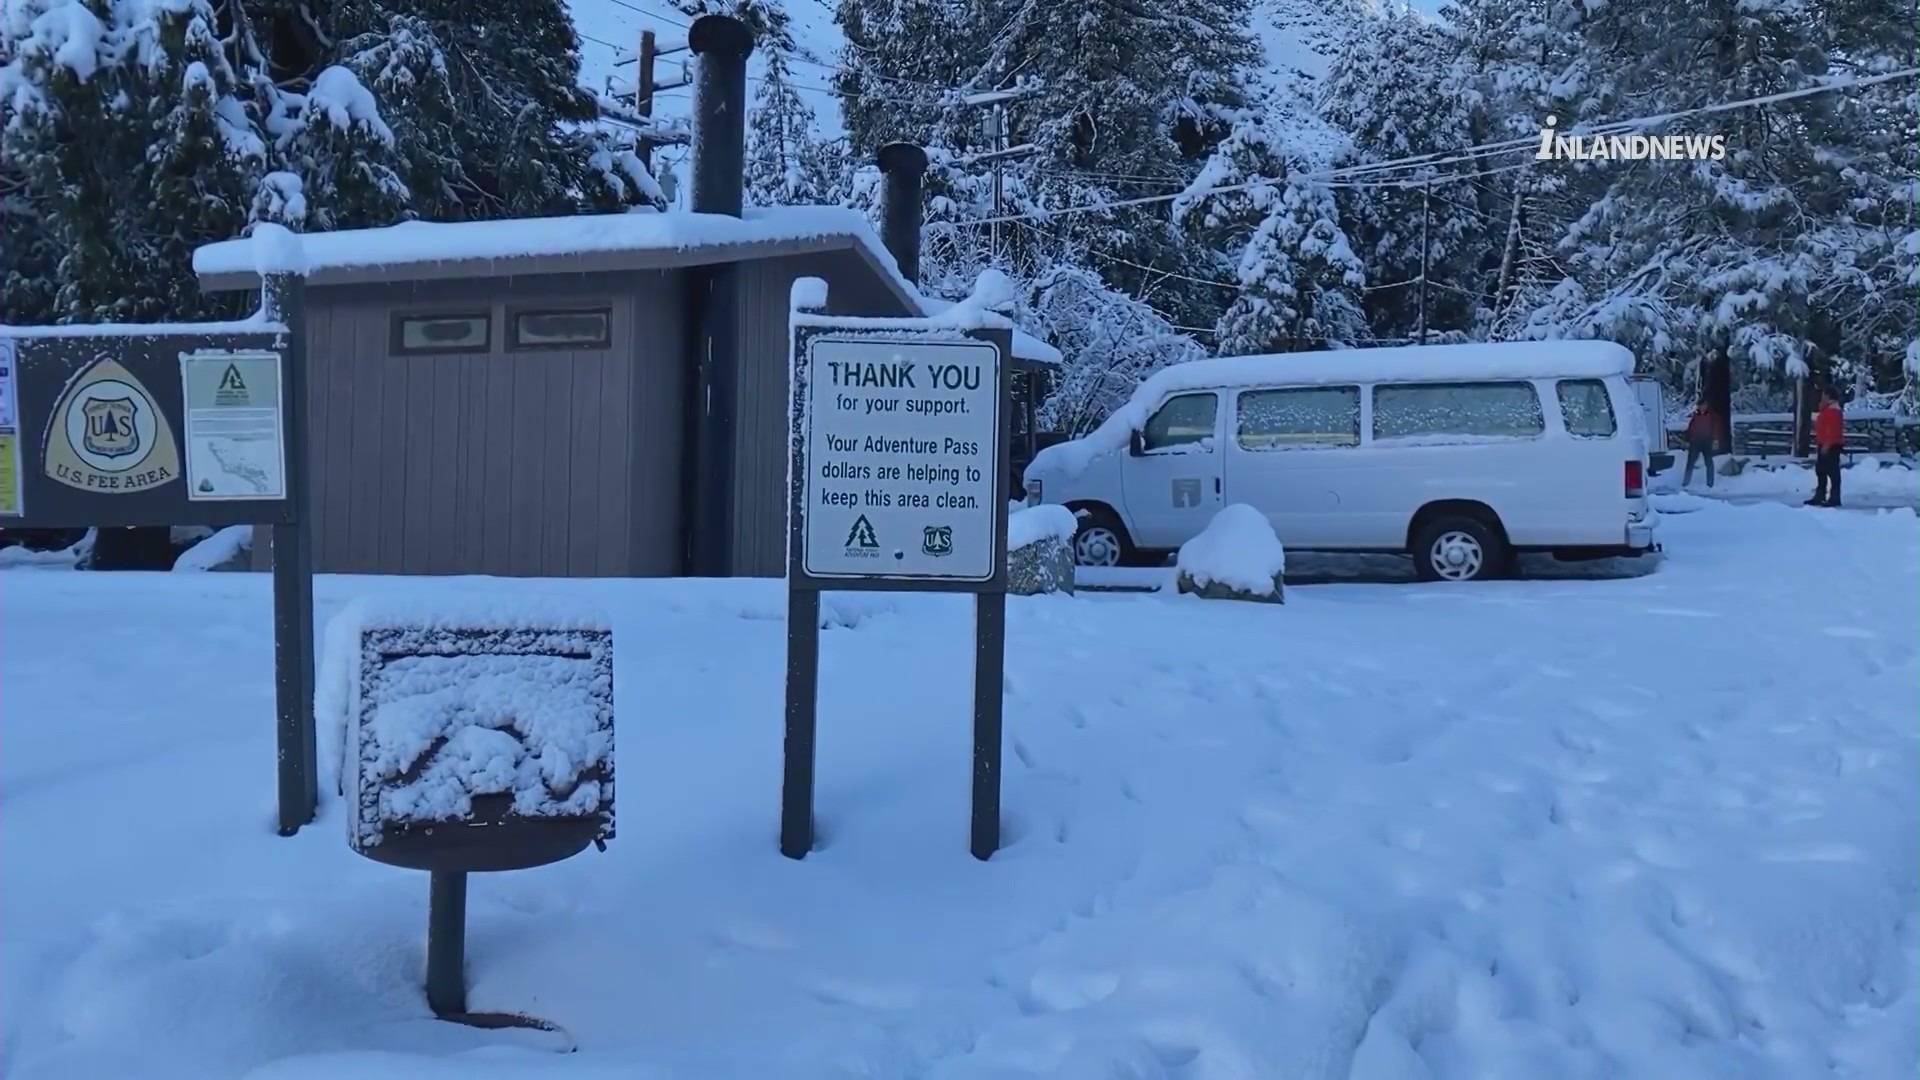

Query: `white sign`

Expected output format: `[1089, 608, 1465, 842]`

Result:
[180, 350, 287, 501]
[799, 335, 1002, 581]
[0, 337, 16, 429]
[0, 336, 19, 516]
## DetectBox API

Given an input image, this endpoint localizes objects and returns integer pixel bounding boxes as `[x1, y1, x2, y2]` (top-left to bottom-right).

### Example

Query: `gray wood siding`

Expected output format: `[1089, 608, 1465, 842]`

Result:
[292, 272, 685, 577]
[730, 250, 913, 575]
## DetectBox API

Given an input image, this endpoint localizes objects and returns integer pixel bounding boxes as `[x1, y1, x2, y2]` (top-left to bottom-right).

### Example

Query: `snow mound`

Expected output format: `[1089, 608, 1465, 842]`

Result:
[790, 275, 829, 312]
[1717, 455, 1919, 503]
[928, 268, 1022, 331]
[1651, 492, 1715, 514]
[1028, 339, 1634, 480]
[172, 524, 251, 571]
[318, 592, 613, 807]
[305, 66, 393, 146]
[332, 592, 615, 852]
[1177, 504, 1286, 596]
[247, 221, 308, 276]
[1008, 504, 1078, 551]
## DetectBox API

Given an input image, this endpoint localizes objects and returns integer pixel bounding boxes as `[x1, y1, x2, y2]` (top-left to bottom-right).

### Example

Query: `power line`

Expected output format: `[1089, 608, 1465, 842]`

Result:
[578, 30, 940, 105]
[960, 67, 1920, 228]
[579, 1, 958, 94]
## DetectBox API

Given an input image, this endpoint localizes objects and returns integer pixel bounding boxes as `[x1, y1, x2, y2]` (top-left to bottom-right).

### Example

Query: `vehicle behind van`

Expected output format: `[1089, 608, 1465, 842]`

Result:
[1022, 340, 1657, 582]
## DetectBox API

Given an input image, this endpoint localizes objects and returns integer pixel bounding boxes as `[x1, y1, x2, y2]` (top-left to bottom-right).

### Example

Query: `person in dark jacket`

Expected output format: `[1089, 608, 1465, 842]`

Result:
[1808, 388, 1845, 507]
[1682, 398, 1717, 489]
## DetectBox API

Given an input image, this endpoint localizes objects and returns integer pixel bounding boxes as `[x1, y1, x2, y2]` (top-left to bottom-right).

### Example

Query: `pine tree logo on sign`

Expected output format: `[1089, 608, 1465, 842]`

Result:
[81, 397, 141, 460]
[845, 514, 880, 557]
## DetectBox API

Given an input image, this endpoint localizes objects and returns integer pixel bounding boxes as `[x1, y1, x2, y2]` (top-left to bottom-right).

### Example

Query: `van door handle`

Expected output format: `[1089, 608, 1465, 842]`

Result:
[1214, 477, 1221, 495]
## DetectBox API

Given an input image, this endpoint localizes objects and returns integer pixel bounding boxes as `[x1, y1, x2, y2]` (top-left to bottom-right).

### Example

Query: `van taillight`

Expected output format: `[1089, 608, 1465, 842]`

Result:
[1625, 460, 1645, 497]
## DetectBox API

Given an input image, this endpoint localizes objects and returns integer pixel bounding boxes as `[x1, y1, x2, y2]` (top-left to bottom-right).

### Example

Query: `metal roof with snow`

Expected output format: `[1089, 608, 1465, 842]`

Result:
[192, 206, 1061, 364]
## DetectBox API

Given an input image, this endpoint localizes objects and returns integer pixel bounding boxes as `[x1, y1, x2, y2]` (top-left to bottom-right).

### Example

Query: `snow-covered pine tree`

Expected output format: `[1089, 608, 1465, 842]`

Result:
[1436, 0, 1597, 341]
[1176, 80, 1364, 354]
[272, 66, 410, 231]
[316, 0, 661, 221]
[1212, 173, 1368, 354]
[1320, 9, 1485, 343]
[0, 0, 60, 325]
[1482, 0, 1918, 403]
[745, 47, 835, 206]
[2, 0, 256, 322]
[0, 150, 55, 324]
[333, 14, 468, 222]
[1027, 261, 1208, 435]
[973, 0, 1265, 330]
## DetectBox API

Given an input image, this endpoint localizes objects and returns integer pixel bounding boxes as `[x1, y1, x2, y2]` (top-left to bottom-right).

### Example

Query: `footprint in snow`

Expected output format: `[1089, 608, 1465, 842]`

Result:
[1644, 606, 1720, 618]
[809, 978, 920, 1011]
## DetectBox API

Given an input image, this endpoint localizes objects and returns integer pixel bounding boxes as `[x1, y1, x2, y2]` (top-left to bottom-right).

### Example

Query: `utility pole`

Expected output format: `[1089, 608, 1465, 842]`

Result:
[1416, 175, 1431, 345]
[958, 82, 1041, 266]
[610, 28, 692, 179]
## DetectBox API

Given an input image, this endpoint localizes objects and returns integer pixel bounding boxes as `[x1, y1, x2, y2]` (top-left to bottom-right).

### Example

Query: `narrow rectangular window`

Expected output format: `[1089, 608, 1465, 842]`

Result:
[1141, 392, 1219, 452]
[511, 307, 613, 351]
[1556, 378, 1618, 438]
[1236, 386, 1361, 450]
[1372, 381, 1546, 442]
[392, 312, 490, 355]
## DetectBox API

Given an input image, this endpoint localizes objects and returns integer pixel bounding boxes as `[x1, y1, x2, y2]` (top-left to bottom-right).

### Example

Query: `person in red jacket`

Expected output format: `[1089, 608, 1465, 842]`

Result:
[1808, 388, 1845, 507]
[1682, 398, 1717, 488]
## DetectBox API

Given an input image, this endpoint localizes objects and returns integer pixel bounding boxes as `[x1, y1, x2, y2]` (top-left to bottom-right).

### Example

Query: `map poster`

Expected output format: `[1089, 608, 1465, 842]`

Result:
[179, 350, 287, 502]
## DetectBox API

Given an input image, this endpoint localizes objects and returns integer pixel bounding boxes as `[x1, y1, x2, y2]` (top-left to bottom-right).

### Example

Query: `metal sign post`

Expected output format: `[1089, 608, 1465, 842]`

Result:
[784, 315, 1013, 861]
[0, 275, 318, 835]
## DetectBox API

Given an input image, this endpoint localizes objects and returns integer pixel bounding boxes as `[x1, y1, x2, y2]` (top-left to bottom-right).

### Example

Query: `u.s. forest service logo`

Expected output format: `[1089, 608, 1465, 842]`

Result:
[922, 525, 954, 557]
[44, 358, 181, 493]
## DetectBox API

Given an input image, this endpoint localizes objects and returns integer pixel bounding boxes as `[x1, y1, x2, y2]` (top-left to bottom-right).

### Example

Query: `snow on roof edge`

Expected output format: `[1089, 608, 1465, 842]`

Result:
[0, 314, 288, 338]
[191, 206, 1062, 366]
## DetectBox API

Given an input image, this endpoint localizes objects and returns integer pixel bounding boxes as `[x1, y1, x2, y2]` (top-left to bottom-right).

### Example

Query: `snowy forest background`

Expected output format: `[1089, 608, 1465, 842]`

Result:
[3, 0, 1915, 434]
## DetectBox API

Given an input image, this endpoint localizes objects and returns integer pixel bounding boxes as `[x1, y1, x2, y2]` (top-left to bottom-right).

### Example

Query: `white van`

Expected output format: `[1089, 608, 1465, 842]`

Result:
[1022, 340, 1658, 582]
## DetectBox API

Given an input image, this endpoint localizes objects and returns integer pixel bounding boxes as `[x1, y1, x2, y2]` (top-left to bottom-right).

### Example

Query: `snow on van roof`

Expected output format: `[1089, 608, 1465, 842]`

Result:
[191, 206, 1063, 365]
[1029, 340, 1636, 479]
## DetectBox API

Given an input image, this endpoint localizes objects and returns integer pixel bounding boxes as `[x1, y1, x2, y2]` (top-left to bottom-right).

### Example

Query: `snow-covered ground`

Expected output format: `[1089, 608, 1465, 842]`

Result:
[2, 501, 1916, 1080]
[1654, 454, 1919, 507]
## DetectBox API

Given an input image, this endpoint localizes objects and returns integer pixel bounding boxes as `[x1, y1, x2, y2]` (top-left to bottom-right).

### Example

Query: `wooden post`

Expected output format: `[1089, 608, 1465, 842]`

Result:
[636, 29, 659, 174]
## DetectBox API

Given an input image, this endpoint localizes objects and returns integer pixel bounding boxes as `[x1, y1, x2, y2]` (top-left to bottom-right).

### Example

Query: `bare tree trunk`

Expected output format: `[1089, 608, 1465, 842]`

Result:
[1490, 168, 1529, 323]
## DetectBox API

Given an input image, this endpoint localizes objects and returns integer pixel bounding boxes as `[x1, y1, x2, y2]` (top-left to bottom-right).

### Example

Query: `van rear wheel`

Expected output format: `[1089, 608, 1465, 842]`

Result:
[1070, 506, 1144, 568]
[1412, 515, 1508, 583]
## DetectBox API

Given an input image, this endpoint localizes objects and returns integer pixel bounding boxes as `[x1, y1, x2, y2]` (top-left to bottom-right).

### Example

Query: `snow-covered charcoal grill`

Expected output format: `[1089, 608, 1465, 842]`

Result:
[346, 623, 616, 874]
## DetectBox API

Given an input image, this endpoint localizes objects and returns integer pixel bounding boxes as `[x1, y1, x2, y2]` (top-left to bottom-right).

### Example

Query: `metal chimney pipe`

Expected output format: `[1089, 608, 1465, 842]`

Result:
[689, 14, 754, 217]
[875, 142, 929, 286]
[685, 12, 754, 577]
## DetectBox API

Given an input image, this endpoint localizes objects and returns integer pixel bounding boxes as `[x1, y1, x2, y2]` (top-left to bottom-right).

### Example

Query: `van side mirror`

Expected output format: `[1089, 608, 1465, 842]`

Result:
[1128, 429, 1146, 457]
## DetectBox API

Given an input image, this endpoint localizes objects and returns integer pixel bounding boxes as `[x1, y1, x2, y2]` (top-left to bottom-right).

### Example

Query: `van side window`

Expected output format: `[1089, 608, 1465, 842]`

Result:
[1372, 381, 1546, 442]
[1141, 392, 1218, 452]
[1237, 387, 1361, 450]
[1556, 378, 1617, 438]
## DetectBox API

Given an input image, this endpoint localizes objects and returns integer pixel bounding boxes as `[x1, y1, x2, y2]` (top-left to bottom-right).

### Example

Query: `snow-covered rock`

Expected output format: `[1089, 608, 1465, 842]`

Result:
[172, 524, 251, 572]
[1175, 503, 1286, 603]
[322, 593, 616, 857]
[1008, 504, 1078, 596]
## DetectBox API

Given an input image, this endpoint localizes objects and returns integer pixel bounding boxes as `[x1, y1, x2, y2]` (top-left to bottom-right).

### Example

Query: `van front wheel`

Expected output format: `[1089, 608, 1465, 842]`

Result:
[1070, 506, 1142, 568]
[1412, 515, 1508, 583]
